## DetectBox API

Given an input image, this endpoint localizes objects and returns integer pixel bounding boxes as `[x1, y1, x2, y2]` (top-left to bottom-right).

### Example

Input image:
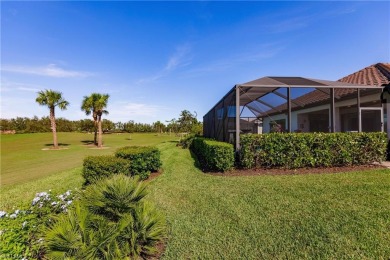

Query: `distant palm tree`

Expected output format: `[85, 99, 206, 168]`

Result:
[153, 121, 165, 133]
[81, 93, 109, 147]
[36, 89, 69, 149]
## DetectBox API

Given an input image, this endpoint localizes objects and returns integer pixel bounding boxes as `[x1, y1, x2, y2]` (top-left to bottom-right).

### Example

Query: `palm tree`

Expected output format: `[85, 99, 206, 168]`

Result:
[36, 89, 69, 149]
[153, 121, 165, 133]
[81, 93, 109, 147]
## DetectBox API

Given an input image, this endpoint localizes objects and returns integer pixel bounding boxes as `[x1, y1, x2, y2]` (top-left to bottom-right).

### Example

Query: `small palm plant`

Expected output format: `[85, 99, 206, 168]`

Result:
[36, 89, 69, 149]
[45, 201, 124, 259]
[45, 175, 165, 259]
[82, 175, 148, 221]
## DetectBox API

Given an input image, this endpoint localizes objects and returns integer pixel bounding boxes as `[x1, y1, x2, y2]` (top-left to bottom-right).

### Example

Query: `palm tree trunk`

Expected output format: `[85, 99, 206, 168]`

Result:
[98, 115, 103, 148]
[94, 120, 98, 146]
[50, 106, 58, 149]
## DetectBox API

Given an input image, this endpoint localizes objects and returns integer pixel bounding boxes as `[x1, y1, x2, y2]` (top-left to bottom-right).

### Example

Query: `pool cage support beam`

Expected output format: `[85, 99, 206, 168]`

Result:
[273, 89, 305, 108]
[357, 88, 361, 132]
[253, 99, 283, 113]
[235, 85, 241, 150]
[387, 102, 390, 140]
[330, 88, 336, 132]
[380, 84, 390, 140]
[287, 87, 292, 132]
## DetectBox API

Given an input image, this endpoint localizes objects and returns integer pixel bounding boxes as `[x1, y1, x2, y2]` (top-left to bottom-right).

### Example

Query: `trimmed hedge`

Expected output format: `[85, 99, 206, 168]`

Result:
[82, 155, 130, 184]
[115, 146, 161, 180]
[239, 132, 387, 169]
[190, 137, 234, 172]
[177, 134, 196, 149]
[387, 140, 390, 161]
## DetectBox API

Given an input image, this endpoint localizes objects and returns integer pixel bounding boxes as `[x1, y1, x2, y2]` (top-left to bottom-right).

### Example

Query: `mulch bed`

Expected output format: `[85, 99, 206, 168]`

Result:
[147, 240, 167, 260]
[145, 170, 163, 182]
[209, 164, 387, 177]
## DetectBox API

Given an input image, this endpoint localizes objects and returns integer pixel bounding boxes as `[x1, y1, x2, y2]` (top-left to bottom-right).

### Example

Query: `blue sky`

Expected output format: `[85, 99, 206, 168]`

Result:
[1, 1, 389, 123]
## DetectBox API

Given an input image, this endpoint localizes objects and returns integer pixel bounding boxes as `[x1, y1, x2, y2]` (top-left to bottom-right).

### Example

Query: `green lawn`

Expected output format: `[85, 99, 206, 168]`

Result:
[149, 143, 390, 259]
[1, 132, 177, 186]
[1, 133, 389, 258]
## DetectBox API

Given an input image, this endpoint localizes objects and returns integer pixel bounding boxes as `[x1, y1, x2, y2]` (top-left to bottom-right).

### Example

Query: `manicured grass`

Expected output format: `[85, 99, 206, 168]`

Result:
[1, 132, 177, 186]
[148, 143, 390, 259]
[0, 167, 83, 211]
[1, 134, 389, 258]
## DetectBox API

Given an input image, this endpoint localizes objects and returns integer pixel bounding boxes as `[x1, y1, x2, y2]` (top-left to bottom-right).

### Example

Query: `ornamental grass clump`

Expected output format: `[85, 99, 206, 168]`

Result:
[45, 174, 166, 259]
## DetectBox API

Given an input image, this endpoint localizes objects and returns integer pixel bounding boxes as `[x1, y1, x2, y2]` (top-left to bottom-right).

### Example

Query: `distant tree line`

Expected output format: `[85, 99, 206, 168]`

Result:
[0, 110, 203, 135]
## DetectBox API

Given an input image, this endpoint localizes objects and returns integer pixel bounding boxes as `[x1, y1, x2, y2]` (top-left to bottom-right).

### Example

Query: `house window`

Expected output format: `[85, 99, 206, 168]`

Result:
[341, 113, 358, 132]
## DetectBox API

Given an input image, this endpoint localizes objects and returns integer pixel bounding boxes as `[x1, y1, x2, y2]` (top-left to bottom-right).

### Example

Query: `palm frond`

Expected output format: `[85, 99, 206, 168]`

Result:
[82, 175, 147, 221]
[81, 93, 109, 117]
[36, 89, 68, 110]
[45, 175, 165, 259]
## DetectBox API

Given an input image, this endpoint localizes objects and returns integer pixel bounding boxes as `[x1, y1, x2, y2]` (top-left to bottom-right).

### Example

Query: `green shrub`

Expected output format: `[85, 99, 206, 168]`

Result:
[82, 155, 130, 184]
[115, 146, 161, 180]
[387, 140, 390, 161]
[239, 132, 387, 169]
[190, 137, 234, 172]
[45, 175, 165, 259]
[0, 190, 75, 259]
[177, 134, 196, 149]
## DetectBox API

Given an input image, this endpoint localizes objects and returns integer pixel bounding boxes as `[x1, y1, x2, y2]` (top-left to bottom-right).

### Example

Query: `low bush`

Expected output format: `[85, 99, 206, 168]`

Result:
[82, 155, 130, 184]
[190, 137, 234, 172]
[0, 190, 75, 259]
[115, 146, 161, 180]
[177, 134, 196, 149]
[387, 140, 390, 161]
[239, 132, 387, 169]
[45, 175, 165, 259]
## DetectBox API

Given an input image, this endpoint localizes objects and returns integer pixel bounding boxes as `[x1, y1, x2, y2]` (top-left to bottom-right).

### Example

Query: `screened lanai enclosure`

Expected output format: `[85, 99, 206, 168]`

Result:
[203, 77, 386, 150]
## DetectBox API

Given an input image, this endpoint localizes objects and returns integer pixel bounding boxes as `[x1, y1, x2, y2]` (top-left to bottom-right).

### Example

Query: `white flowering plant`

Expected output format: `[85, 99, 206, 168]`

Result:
[31, 190, 74, 218]
[0, 189, 76, 259]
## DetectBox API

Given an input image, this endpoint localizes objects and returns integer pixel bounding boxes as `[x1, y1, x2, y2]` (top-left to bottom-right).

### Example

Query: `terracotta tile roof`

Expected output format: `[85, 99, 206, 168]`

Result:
[338, 63, 390, 86]
[260, 63, 388, 117]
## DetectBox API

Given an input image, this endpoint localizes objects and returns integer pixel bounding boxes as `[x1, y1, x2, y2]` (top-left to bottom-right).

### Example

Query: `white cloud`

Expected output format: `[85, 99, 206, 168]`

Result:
[165, 44, 192, 71]
[137, 43, 192, 84]
[1, 64, 93, 78]
[0, 80, 42, 93]
[186, 43, 284, 76]
[264, 16, 310, 34]
[17, 87, 41, 92]
[103, 102, 169, 123]
[121, 102, 166, 117]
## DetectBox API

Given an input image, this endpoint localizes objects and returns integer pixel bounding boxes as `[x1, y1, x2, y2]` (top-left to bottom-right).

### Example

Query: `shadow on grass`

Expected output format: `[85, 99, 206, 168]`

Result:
[44, 143, 70, 147]
[165, 140, 179, 144]
[81, 140, 95, 145]
[125, 138, 132, 141]
[189, 149, 203, 171]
